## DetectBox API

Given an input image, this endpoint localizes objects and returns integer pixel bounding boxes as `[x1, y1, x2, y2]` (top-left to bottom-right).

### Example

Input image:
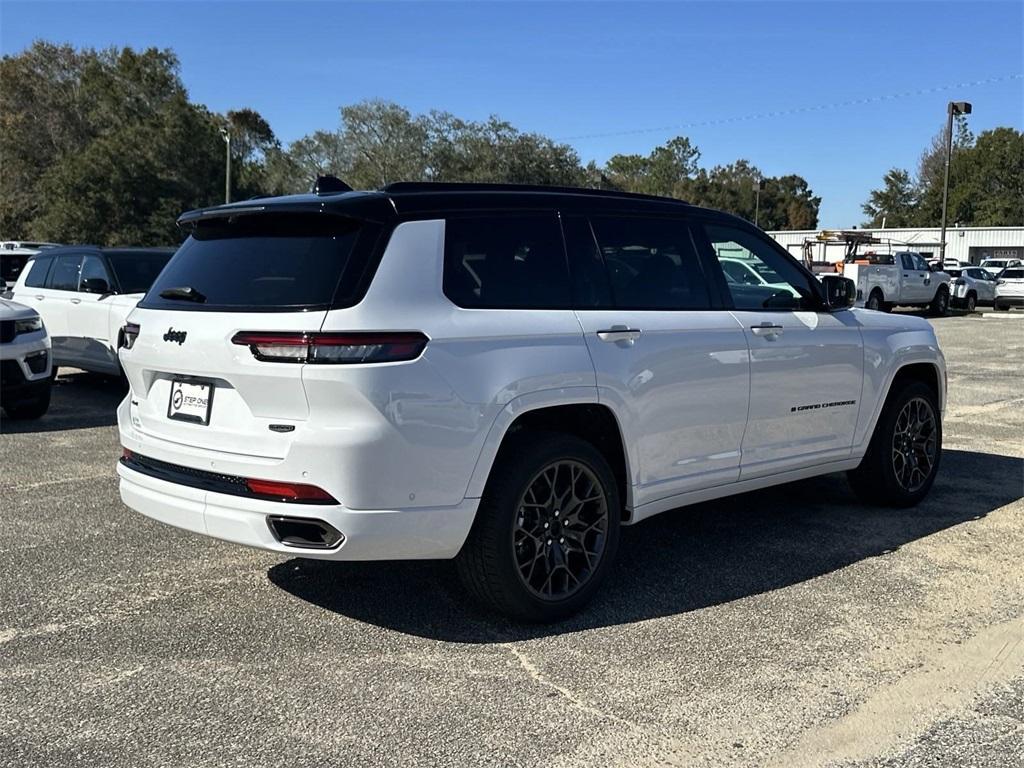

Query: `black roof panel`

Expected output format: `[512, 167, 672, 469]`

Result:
[175, 181, 726, 228]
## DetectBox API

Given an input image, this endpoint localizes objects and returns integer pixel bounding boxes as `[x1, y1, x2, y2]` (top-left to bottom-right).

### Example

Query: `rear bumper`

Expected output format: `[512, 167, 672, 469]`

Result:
[994, 295, 1024, 307]
[117, 460, 477, 560]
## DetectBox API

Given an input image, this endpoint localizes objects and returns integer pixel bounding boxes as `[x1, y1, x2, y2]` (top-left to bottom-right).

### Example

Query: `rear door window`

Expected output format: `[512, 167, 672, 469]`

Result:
[48, 253, 83, 291]
[140, 214, 368, 312]
[106, 251, 173, 294]
[588, 216, 711, 310]
[443, 214, 571, 309]
[79, 255, 112, 291]
[24, 254, 55, 288]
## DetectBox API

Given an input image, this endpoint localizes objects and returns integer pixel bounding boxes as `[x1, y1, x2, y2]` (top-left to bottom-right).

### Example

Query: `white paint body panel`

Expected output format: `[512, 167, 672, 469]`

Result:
[117, 217, 947, 561]
[10, 266, 140, 375]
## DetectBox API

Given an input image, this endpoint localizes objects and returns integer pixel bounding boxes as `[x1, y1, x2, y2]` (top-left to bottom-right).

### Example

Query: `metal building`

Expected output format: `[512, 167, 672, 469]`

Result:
[768, 226, 1024, 266]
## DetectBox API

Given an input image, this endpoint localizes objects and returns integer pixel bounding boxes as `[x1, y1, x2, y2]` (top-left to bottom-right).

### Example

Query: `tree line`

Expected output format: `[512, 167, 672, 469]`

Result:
[1, 43, 827, 246]
[861, 117, 1023, 228]
[12, 42, 1018, 248]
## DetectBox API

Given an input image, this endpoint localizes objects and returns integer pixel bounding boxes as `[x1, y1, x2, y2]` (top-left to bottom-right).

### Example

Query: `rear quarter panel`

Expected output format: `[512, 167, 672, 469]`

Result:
[309, 219, 597, 510]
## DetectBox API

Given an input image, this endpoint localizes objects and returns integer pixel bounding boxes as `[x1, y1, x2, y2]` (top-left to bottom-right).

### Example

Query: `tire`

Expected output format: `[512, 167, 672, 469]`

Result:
[3, 385, 51, 420]
[456, 431, 621, 622]
[866, 289, 884, 312]
[847, 380, 941, 507]
[965, 292, 977, 313]
[929, 286, 950, 317]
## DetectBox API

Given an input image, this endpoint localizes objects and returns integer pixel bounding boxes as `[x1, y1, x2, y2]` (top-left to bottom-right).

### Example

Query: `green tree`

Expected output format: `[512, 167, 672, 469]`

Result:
[914, 115, 975, 226]
[276, 100, 586, 191]
[862, 123, 1021, 228]
[861, 168, 918, 228]
[960, 127, 1024, 226]
[604, 136, 700, 197]
[0, 42, 275, 244]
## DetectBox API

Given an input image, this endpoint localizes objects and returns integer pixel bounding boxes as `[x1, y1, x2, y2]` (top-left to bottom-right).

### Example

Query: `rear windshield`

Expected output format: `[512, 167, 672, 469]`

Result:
[1002, 269, 1024, 278]
[139, 213, 366, 312]
[107, 251, 173, 294]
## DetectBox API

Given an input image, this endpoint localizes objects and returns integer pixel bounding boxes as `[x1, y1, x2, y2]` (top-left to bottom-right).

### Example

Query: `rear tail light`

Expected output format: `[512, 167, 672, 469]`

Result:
[232, 331, 428, 364]
[120, 322, 140, 350]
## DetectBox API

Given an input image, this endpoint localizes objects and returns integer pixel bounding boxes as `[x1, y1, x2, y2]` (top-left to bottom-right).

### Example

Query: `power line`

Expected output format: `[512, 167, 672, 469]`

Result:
[557, 73, 1023, 141]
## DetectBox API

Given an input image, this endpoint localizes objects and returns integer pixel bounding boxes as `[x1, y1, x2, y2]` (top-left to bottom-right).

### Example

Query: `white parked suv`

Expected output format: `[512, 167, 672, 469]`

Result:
[946, 266, 998, 311]
[994, 267, 1024, 311]
[10, 246, 173, 376]
[117, 182, 946, 620]
[0, 298, 52, 419]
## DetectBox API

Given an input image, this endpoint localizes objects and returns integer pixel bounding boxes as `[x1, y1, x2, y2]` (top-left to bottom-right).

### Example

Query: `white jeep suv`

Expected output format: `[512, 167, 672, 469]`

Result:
[117, 182, 946, 621]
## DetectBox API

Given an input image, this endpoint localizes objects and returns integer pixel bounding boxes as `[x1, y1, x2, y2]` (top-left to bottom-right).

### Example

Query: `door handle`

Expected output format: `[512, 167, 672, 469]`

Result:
[34, 295, 44, 300]
[750, 323, 784, 339]
[597, 326, 642, 344]
[70, 298, 81, 304]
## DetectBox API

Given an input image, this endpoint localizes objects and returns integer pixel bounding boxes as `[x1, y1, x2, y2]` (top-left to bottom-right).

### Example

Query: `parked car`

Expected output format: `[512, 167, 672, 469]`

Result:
[980, 258, 1023, 278]
[842, 251, 951, 314]
[116, 181, 946, 621]
[10, 246, 174, 377]
[1, 241, 61, 293]
[0, 298, 52, 419]
[946, 267, 998, 311]
[994, 268, 1024, 311]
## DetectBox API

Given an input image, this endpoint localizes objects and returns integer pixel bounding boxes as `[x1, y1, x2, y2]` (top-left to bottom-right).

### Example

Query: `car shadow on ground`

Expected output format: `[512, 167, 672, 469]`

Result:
[268, 449, 1023, 642]
[0, 369, 124, 433]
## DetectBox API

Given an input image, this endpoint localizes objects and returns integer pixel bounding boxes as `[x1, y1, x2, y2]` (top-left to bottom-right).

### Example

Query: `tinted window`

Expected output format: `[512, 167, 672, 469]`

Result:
[443, 215, 570, 309]
[1002, 269, 1024, 278]
[141, 214, 364, 311]
[106, 251, 172, 294]
[49, 253, 82, 291]
[900, 253, 915, 270]
[946, 269, 962, 277]
[562, 216, 612, 308]
[589, 216, 711, 310]
[702, 224, 816, 310]
[79, 254, 111, 290]
[24, 254, 54, 288]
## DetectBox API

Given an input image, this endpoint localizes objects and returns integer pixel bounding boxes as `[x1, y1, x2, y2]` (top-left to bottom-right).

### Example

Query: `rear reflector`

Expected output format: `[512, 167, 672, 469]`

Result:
[232, 331, 427, 364]
[245, 478, 338, 503]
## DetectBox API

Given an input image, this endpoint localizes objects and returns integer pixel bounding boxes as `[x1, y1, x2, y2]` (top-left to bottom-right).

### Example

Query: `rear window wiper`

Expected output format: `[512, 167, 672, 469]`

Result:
[159, 286, 207, 303]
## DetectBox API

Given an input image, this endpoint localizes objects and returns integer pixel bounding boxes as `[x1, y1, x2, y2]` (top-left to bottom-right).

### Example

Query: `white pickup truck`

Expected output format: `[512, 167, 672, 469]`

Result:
[843, 251, 951, 315]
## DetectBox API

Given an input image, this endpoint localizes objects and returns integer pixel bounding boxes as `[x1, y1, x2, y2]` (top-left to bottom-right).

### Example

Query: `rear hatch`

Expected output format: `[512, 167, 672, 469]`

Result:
[121, 210, 379, 460]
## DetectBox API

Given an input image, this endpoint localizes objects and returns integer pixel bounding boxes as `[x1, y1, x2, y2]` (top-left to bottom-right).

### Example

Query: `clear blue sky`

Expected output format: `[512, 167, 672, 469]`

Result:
[2, 1, 1021, 227]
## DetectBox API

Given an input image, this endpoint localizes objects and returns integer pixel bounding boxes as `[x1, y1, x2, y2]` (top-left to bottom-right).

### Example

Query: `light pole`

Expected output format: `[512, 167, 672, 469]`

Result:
[939, 101, 971, 265]
[754, 178, 766, 228]
[220, 127, 232, 204]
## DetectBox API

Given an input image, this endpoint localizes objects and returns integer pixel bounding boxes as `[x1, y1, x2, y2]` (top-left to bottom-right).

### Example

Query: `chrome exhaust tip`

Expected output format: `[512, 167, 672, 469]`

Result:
[266, 516, 344, 549]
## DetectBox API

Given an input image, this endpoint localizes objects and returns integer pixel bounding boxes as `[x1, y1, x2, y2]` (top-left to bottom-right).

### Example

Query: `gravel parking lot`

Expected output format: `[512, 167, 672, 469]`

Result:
[2, 313, 1022, 768]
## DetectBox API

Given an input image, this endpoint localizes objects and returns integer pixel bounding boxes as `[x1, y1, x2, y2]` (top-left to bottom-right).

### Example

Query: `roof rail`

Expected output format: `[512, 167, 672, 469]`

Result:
[381, 181, 688, 205]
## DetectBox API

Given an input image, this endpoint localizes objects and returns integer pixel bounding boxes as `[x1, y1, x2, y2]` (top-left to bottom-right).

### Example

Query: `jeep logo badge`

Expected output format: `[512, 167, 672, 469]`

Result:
[163, 328, 187, 345]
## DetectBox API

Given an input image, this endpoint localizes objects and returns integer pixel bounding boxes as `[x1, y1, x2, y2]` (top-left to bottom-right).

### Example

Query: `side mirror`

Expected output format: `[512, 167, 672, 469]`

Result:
[81, 277, 111, 295]
[820, 275, 856, 310]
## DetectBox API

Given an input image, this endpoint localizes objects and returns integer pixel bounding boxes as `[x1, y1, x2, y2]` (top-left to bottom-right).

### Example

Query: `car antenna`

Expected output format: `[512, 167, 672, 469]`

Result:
[312, 175, 353, 195]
